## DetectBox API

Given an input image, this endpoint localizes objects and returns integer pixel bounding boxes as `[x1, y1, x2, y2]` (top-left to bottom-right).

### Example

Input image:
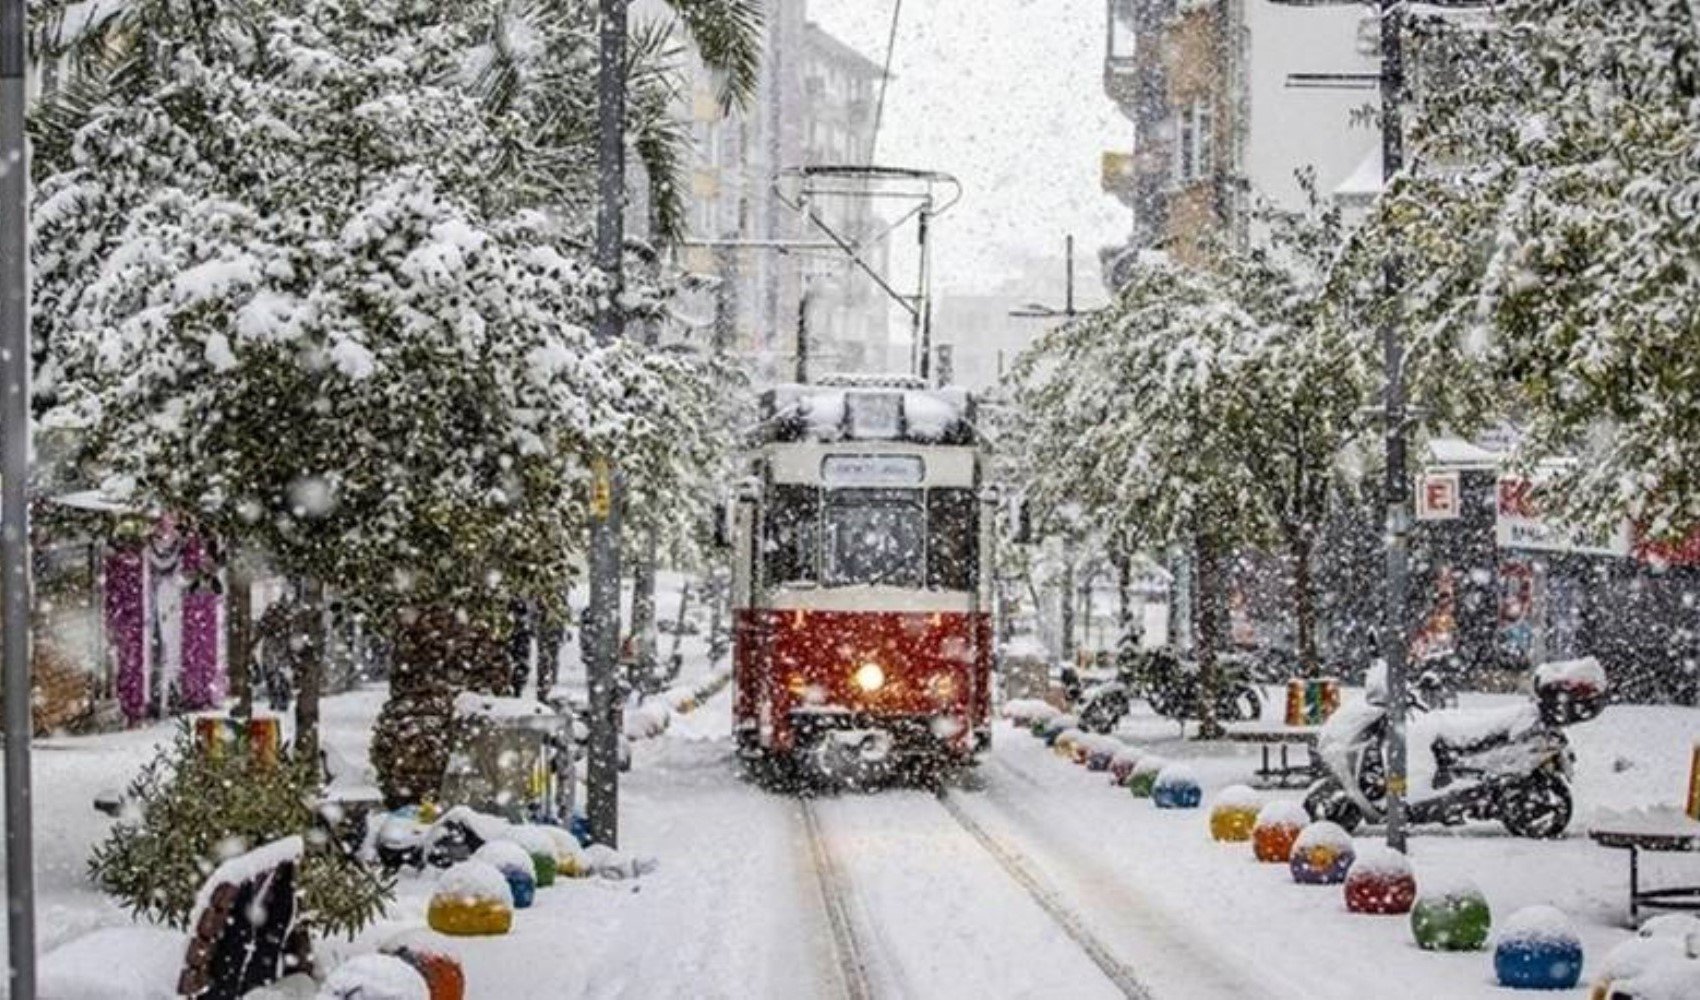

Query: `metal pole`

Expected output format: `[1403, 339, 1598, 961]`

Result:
[1378, 0, 1411, 855]
[1, 0, 35, 991]
[917, 200, 933, 384]
[1064, 234, 1075, 317]
[794, 282, 810, 384]
[586, 0, 628, 850]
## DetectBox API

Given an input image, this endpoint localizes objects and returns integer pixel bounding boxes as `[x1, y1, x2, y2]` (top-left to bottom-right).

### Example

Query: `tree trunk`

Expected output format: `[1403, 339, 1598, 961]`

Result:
[631, 528, 659, 687]
[227, 558, 253, 720]
[1113, 547, 1134, 635]
[1291, 528, 1318, 677]
[1194, 531, 1226, 740]
[292, 580, 326, 767]
[1059, 538, 1078, 666]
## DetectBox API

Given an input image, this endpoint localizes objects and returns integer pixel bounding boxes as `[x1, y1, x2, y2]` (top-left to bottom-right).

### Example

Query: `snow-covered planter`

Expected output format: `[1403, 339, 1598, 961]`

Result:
[1494, 905, 1583, 990]
[1127, 757, 1166, 798]
[427, 861, 514, 937]
[1209, 785, 1261, 842]
[472, 840, 538, 909]
[1409, 878, 1491, 951]
[1252, 800, 1309, 863]
[1343, 845, 1417, 915]
[1289, 821, 1355, 885]
[1152, 764, 1202, 809]
[319, 955, 427, 1000]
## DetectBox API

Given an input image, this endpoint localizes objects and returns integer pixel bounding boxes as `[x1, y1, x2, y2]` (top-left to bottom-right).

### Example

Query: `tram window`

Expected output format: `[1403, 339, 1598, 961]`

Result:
[824, 490, 925, 589]
[764, 485, 820, 585]
[927, 489, 978, 591]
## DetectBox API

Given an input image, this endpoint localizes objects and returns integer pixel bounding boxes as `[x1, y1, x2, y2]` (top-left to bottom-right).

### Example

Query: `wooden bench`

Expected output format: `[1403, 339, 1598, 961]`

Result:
[1223, 723, 1322, 789]
[1589, 810, 1700, 925]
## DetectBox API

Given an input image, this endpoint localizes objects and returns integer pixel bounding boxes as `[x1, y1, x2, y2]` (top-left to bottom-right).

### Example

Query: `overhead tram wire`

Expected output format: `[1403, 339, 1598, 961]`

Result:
[870, 0, 902, 164]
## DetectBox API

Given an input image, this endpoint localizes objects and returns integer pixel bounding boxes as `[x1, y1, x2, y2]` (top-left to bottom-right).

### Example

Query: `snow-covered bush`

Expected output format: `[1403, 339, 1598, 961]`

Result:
[88, 728, 392, 938]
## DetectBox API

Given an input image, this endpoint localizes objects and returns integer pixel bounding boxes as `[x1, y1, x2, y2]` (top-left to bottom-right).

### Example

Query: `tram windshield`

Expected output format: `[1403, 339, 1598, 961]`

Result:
[763, 484, 979, 592]
[824, 490, 926, 588]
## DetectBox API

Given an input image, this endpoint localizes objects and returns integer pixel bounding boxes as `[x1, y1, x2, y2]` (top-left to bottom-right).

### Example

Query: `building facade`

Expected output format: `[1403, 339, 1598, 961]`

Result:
[668, 1, 893, 381]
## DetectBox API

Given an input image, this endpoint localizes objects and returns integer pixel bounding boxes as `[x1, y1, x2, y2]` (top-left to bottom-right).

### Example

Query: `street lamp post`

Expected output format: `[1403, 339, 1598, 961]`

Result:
[586, 0, 629, 850]
[1, 0, 35, 993]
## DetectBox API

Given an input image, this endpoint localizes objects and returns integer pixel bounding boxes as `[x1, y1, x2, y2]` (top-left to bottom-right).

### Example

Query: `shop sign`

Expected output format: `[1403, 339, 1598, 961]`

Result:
[1415, 472, 1461, 521]
[1495, 478, 1630, 557]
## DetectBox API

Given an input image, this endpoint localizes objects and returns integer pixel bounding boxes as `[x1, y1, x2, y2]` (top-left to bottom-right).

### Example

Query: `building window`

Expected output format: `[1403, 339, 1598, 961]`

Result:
[1174, 99, 1215, 185]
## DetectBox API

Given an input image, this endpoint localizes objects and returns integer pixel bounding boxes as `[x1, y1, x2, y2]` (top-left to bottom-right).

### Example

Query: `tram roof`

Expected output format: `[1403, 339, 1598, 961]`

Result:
[757, 378, 979, 446]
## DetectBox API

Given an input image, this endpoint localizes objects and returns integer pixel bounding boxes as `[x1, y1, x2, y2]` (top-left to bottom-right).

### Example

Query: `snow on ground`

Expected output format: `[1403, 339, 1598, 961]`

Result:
[9, 584, 1699, 1000]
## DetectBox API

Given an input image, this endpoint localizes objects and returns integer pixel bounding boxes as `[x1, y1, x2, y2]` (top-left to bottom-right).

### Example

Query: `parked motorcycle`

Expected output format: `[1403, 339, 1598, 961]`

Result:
[1304, 657, 1608, 839]
[1078, 644, 1264, 734]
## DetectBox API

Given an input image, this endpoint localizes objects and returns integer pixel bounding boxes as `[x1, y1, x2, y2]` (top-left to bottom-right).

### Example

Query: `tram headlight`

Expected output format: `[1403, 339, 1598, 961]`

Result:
[853, 663, 886, 693]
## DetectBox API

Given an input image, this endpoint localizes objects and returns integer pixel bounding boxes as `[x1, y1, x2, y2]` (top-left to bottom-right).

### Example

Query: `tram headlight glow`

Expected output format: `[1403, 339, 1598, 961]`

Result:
[853, 663, 887, 693]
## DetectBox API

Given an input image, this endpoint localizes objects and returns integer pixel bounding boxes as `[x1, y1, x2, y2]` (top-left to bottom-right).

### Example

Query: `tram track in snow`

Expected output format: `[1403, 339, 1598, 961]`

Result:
[800, 796, 878, 1000]
[933, 786, 1156, 1000]
[798, 782, 1155, 1000]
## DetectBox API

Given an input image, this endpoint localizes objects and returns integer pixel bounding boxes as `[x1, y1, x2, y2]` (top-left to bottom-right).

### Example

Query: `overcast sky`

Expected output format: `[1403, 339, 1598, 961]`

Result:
[808, 0, 1128, 305]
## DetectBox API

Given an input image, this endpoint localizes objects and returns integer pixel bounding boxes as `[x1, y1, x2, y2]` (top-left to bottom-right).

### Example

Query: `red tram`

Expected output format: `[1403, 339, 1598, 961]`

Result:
[729, 376, 995, 778]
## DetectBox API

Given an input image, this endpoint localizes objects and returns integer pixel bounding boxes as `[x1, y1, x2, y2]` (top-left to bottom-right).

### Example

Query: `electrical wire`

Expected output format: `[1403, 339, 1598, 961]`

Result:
[870, 0, 902, 163]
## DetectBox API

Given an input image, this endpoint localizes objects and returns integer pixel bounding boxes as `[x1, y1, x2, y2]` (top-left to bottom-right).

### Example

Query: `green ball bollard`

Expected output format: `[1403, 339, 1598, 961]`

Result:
[1410, 886, 1491, 952]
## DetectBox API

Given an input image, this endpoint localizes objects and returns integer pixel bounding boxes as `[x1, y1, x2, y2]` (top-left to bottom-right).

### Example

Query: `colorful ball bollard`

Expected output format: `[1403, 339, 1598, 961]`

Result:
[1109, 749, 1142, 786]
[1054, 729, 1084, 759]
[321, 954, 428, 1000]
[1127, 758, 1165, 798]
[1252, 800, 1310, 864]
[1041, 715, 1078, 746]
[1085, 738, 1117, 772]
[1410, 881, 1492, 952]
[1289, 821, 1355, 885]
[1153, 765, 1203, 809]
[427, 861, 514, 937]
[506, 828, 560, 888]
[1344, 845, 1418, 915]
[1209, 785, 1261, 843]
[1494, 906, 1583, 991]
[473, 841, 538, 910]
[387, 945, 468, 1000]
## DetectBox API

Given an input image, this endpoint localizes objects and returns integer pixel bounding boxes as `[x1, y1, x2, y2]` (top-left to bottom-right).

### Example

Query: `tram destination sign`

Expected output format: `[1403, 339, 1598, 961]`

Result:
[821, 454, 926, 488]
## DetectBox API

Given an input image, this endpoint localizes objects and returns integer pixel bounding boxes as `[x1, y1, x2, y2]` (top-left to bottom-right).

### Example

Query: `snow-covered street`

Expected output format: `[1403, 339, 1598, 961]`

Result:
[17, 648, 1698, 999]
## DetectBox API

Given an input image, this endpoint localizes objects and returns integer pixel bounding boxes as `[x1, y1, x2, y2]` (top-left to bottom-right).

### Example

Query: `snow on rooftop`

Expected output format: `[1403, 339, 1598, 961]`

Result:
[765, 383, 975, 444]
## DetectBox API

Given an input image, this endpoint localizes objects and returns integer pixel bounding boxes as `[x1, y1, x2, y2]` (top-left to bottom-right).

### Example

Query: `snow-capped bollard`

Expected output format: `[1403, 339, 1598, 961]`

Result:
[1054, 728, 1085, 759]
[1109, 747, 1143, 786]
[1344, 845, 1418, 915]
[1409, 879, 1492, 951]
[319, 954, 428, 1000]
[541, 825, 592, 878]
[1494, 906, 1583, 991]
[473, 840, 538, 909]
[1153, 765, 1203, 809]
[427, 861, 515, 936]
[1086, 736, 1118, 772]
[1289, 821, 1355, 885]
[1209, 785, 1261, 842]
[385, 943, 467, 1000]
[1127, 757, 1166, 798]
[1041, 714, 1078, 746]
[505, 827, 560, 888]
[1252, 800, 1309, 863]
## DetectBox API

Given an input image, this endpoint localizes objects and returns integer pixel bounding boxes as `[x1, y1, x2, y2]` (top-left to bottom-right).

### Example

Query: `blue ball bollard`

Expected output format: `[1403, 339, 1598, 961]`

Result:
[1494, 906, 1583, 991]
[1289, 821, 1356, 885]
[473, 842, 538, 910]
[1152, 765, 1203, 809]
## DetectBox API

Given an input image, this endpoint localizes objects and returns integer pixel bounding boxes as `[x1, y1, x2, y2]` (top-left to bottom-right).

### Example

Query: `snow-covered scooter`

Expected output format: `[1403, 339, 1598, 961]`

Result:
[1305, 657, 1608, 839]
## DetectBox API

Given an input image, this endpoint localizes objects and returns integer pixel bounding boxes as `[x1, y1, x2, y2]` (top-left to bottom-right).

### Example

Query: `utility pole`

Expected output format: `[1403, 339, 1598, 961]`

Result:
[1376, 0, 1412, 857]
[1, 0, 35, 993]
[586, 0, 628, 850]
[794, 281, 810, 384]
